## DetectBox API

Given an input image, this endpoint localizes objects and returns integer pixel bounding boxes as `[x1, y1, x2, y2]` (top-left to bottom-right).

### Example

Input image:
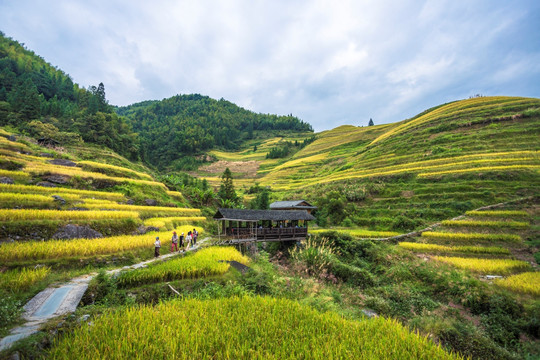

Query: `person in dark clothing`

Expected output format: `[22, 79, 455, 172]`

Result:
[179, 232, 185, 251]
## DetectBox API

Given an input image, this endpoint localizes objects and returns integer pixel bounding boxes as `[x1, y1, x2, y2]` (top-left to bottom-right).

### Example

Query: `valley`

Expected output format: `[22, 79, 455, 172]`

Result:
[0, 32, 539, 360]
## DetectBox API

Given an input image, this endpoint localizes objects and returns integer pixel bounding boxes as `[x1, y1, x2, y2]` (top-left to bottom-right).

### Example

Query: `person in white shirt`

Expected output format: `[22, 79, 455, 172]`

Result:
[154, 237, 161, 257]
[186, 231, 193, 248]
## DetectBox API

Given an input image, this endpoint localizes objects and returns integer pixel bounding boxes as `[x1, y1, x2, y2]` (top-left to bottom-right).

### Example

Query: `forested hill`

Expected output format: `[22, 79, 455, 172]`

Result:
[0, 32, 312, 171]
[0, 32, 139, 160]
[117, 95, 313, 170]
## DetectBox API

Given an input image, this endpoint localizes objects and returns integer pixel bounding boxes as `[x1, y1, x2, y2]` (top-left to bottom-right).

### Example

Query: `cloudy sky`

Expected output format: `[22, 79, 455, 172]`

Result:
[1, 0, 539, 131]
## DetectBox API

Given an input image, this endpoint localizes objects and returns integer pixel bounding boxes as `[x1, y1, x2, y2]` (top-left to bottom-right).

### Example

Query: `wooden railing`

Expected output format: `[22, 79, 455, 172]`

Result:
[226, 227, 308, 240]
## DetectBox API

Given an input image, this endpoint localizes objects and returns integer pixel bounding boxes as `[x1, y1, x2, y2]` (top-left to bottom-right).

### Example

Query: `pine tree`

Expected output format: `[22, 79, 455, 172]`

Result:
[217, 167, 238, 206]
[368, 118, 374, 126]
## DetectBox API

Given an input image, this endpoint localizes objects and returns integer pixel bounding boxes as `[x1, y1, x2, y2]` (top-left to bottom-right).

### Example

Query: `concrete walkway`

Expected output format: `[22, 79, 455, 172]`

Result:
[0, 240, 207, 352]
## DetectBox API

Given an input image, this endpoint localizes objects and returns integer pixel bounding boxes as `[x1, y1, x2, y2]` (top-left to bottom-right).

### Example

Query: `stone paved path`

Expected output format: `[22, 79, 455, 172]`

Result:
[0, 240, 207, 352]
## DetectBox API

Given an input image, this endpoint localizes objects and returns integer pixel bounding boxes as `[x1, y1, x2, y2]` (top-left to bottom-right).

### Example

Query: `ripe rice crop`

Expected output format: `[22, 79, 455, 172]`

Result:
[166, 190, 184, 200]
[466, 210, 530, 217]
[0, 192, 57, 208]
[303, 157, 539, 186]
[310, 228, 400, 238]
[369, 96, 527, 146]
[494, 272, 540, 296]
[47, 296, 461, 360]
[422, 231, 522, 243]
[433, 256, 531, 275]
[0, 183, 125, 200]
[0, 226, 202, 262]
[399, 242, 510, 255]
[144, 216, 206, 229]
[117, 246, 247, 287]
[0, 209, 138, 221]
[441, 220, 529, 229]
[80, 198, 118, 205]
[0, 136, 32, 152]
[24, 162, 167, 189]
[417, 165, 540, 178]
[78, 160, 154, 180]
[80, 203, 201, 218]
[0, 266, 50, 292]
[0, 169, 30, 181]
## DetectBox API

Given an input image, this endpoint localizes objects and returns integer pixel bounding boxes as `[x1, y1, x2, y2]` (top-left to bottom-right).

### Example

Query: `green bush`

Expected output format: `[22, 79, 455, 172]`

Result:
[437, 321, 516, 360]
[0, 295, 22, 337]
[390, 215, 421, 231]
[330, 259, 375, 288]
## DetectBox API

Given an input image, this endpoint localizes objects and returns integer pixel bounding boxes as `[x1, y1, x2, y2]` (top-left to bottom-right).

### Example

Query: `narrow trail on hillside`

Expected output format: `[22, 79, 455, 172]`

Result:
[368, 196, 536, 242]
[0, 238, 209, 352]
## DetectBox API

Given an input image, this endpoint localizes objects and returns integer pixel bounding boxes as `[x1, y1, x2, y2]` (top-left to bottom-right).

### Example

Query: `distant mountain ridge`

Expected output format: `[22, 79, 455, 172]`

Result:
[117, 94, 312, 170]
[0, 32, 312, 170]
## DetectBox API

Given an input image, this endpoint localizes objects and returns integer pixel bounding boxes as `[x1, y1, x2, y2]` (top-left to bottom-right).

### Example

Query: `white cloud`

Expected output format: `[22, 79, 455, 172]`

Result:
[0, 0, 539, 131]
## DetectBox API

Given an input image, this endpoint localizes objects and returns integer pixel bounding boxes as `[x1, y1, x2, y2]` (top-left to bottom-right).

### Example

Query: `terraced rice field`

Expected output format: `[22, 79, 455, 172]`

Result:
[0, 184, 126, 201]
[0, 226, 203, 263]
[77, 160, 154, 180]
[79, 201, 201, 218]
[402, 207, 536, 284]
[494, 272, 540, 296]
[0, 209, 138, 221]
[432, 256, 531, 275]
[310, 228, 400, 239]
[47, 297, 461, 359]
[0, 266, 50, 292]
[144, 216, 206, 229]
[117, 246, 248, 287]
[399, 242, 511, 255]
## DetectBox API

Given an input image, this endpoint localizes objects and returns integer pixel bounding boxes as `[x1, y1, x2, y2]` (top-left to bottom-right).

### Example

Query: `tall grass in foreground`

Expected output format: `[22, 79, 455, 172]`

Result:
[433, 256, 531, 275]
[399, 242, 510, 255]
[117, 247, 247, 287]
[48, 297, 462, 360]
[494, 272, 540, 296]
[422, 231, 522, 243]
[0, 226, 202, 263]
[0, 267, 50, 292]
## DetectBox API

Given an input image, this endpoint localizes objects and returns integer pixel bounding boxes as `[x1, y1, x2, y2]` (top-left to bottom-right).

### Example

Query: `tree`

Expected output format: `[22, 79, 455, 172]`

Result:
[368, 118, 374, 126]
[10, 77, 41, 121]
[250, 188, 270, 209]
[217, 167, 238, 206]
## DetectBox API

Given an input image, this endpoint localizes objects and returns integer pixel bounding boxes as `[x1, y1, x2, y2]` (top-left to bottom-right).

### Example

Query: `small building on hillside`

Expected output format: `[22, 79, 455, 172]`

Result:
[269, 200, 317, 214]
[213, 208, 315, 243]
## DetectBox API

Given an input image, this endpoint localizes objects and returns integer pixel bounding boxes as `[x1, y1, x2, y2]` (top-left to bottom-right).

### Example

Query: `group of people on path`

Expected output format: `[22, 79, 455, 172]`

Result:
[154, 229, 198, 257]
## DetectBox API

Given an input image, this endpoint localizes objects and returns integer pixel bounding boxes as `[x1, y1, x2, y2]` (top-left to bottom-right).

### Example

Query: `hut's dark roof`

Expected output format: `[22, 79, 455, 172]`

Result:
[269, 200, 317, 210]
[214, 208, 315, 221]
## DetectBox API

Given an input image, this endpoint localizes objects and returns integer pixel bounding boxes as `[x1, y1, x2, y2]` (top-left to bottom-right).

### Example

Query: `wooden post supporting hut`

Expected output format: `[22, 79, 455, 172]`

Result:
[213, 208, 315, 244]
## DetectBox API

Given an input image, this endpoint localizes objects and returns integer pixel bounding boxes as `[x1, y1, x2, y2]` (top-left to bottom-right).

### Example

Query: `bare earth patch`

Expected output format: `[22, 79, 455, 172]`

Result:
[199, 160, 260, 177]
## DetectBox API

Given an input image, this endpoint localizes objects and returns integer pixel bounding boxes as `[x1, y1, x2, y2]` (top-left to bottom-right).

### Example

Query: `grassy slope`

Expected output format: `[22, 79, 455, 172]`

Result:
[203, 96, 539, 232]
